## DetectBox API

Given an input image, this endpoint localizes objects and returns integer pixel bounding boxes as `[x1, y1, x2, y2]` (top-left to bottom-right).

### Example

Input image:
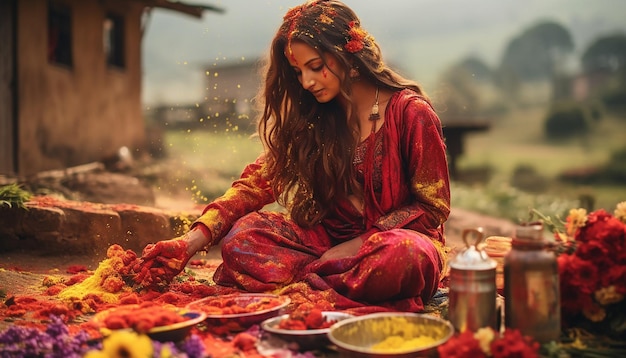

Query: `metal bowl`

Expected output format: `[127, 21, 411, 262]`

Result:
[147, 311, 206, 342]
[94, 305, 206, 342]
[186, 293, 290, 333]
[327, 312, 454, 357]
[261, 311, 354, 350]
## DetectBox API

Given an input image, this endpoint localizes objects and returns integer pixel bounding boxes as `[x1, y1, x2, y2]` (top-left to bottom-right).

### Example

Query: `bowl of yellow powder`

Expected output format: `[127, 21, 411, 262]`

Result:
[327, 312, 454, 357]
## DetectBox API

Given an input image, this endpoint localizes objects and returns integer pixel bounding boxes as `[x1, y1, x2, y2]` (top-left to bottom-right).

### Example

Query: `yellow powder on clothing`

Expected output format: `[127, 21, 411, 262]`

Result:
[58, 257, 130, 304]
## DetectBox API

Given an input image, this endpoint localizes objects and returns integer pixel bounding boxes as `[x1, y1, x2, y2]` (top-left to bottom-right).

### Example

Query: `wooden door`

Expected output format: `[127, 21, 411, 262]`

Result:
[0, 0, 16, 175]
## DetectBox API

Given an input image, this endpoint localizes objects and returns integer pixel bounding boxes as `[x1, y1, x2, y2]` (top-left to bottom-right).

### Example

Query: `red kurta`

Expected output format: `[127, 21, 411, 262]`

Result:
[194, 89, 450, 311]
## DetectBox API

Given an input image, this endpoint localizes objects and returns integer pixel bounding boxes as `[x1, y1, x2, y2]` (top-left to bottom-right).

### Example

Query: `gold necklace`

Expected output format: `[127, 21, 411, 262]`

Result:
[368, 87, 380, 121]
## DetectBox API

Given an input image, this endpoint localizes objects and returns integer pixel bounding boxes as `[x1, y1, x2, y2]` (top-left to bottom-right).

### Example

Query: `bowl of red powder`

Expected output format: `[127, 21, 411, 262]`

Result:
[186, 293, 290, 333]
[93, 302, 206, 342]
[261, 309, 353, 351]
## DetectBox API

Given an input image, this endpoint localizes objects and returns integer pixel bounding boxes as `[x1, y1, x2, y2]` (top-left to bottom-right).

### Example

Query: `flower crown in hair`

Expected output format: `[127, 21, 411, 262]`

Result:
[344, 20, 368, 53]
[282, 1, 371, 56]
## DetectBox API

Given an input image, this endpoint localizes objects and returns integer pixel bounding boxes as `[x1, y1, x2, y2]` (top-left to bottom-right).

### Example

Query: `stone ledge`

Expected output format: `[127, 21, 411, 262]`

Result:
[0, 196, 202, 259]
[0, 196, 517, 259]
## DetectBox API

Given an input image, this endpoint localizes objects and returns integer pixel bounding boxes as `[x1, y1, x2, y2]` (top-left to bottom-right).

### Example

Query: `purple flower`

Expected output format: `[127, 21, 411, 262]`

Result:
[0, 315, 100, 358]
[180, 334, 205, 358]
[150, 334, 205, 358]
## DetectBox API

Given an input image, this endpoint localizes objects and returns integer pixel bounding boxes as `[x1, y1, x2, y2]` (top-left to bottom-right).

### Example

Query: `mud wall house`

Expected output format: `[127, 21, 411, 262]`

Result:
[0, 0, 222, 177]
[202, 59, 261, 133]
[152, 58, 261, 133]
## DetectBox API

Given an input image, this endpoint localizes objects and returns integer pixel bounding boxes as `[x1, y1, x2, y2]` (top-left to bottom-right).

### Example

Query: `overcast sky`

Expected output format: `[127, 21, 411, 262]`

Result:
[141, 0, 626, 106]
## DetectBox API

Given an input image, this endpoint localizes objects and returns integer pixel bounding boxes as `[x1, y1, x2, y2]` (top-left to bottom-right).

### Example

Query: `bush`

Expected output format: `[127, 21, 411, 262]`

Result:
[510, 164, 548, 193]
[602, 87, 626, 109]
[603, 146, 626, 183]
[544, 101, 591, 139]
[557, 146, 626, 185]
[451, 180, 579, 223]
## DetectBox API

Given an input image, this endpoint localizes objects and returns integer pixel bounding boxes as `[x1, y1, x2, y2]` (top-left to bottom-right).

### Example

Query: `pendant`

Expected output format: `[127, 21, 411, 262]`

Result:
[369, 87, 380, 121]
[369, 104, 379, 121]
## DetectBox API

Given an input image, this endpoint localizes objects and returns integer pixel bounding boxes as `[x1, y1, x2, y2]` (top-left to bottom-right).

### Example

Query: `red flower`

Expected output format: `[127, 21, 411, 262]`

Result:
[437, 330, 486, 358]
[575, 239, 608, 263]
[438, 328, 539, 358]
[557, 206, 626, 336]
[345, 40, 364, 53]
[344, 20, 368, 53]
[607, 265, 626, 293]
[490, 329, 539, 358]
[558, 254, 599, 294]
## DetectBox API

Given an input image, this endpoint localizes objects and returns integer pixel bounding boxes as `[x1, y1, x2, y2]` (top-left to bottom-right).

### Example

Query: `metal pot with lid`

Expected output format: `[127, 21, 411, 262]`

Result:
[448, 227, 498, 333]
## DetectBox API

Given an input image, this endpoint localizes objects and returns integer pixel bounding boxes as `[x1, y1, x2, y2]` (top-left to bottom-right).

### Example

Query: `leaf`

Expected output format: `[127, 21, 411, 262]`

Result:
[0, 183, 32, 209]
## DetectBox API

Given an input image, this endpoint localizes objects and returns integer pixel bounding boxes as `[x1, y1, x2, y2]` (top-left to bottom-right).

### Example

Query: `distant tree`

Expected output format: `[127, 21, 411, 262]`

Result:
[581, 34, 626, 108]
[581, 33, 626, 73]
[456, 56, 492, 82]
[435, 64, 481, 120]
[602, 66, 626, 108]
[603, 146, 626, 183]
[499, 20, 574, 81]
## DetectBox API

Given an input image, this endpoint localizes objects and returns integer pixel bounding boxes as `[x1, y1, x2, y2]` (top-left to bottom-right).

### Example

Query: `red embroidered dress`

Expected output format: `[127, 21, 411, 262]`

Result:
[194, 89, 450, 311]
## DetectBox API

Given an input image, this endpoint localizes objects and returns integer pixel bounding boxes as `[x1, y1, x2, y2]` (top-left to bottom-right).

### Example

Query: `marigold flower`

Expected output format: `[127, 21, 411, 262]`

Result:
[566, 208, 587, 237]
[615, 201, 626, 223]
[344, 20, 368, 53]
[582, 302, 606, 322]
[345, 40, 364, 53]
[594, 285, 624, 306]
[473, 327, 495, 355]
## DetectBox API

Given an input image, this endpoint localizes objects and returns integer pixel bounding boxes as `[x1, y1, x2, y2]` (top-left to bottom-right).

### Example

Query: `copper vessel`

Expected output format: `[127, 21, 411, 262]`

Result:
[504, 222, 560, 343]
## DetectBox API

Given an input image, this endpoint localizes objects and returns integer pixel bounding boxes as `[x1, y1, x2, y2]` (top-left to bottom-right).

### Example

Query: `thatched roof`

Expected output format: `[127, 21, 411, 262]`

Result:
[134, 0, 225, 18]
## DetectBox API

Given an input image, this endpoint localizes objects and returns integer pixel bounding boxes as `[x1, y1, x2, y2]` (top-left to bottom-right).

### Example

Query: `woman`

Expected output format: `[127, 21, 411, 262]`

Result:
[136, 0, 450, 310]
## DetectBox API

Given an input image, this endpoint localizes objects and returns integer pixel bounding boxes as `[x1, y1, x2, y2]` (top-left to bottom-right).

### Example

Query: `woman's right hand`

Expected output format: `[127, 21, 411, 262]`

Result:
[132, 237, 192, 289]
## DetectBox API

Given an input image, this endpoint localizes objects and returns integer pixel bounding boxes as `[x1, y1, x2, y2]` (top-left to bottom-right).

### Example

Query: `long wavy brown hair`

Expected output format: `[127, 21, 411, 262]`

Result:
[257, 0, 430, 227]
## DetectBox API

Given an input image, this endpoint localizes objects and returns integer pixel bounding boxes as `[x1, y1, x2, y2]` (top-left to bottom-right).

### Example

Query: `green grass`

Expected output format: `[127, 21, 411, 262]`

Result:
[159, 105, 626, 220]
[459, 107, 624, 176]
[456, 105, 626, 214]
[165, 129, 262, 175]
[158, 129, 263, 203]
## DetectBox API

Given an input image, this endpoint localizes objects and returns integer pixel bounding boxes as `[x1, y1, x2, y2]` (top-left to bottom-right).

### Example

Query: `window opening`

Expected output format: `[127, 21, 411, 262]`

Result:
[104, 13, 125, 68]
[47, 1, 72, 66]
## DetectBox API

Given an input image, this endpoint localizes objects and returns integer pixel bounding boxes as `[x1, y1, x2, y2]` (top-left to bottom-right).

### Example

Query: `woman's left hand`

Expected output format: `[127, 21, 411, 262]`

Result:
[319, 237, 363, 262]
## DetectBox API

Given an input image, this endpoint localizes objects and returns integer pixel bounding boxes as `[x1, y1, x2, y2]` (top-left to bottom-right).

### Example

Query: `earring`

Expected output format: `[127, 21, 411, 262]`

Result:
[349, 67, 360, 79]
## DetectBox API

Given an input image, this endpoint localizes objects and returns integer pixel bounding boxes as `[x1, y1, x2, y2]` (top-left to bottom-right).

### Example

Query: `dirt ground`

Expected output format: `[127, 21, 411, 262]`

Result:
[1, 163, 517, 299]
[0, 204, 514, 286]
